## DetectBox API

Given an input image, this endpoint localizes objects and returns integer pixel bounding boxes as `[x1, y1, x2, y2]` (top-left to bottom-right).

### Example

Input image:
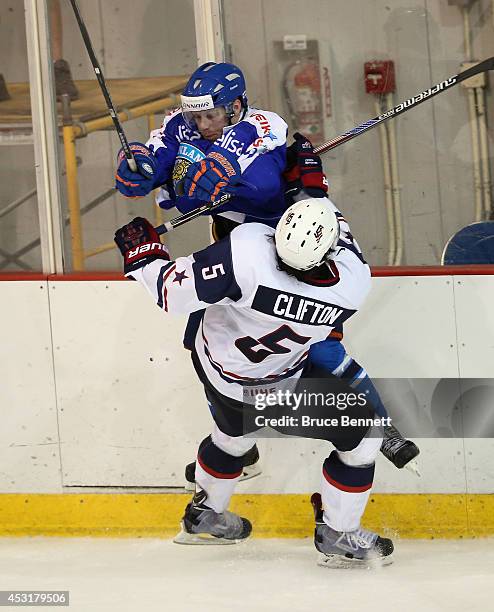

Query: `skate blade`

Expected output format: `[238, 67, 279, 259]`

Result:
[405, 458, 421, 477]
[173, 527, 248, 546]
[183, 479, 195, 492]
[240, 463, 262, 482]
[317, 553, 393, 569]
[183, 464, 262, 491]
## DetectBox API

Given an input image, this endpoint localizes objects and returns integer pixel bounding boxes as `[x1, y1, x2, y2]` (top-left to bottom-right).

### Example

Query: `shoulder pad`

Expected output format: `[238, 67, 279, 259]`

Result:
[147, 109, 183, 148]
[245, 109, 287, 144]
[161, 107, 182, 130]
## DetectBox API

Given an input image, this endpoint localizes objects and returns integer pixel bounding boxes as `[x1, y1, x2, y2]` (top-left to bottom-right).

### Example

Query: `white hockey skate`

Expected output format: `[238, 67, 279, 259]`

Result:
[174, 490, 252, 545]
[184, 444, 262, 491]
[311, 493, 393, 569]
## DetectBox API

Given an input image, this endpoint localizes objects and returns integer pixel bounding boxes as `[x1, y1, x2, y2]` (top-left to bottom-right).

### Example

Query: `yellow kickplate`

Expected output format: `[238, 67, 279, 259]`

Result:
[0, 494, 492, 538]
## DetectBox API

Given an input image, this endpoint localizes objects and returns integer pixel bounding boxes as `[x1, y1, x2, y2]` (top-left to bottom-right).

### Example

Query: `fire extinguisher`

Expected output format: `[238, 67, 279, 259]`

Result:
[283, 59, 324, 146]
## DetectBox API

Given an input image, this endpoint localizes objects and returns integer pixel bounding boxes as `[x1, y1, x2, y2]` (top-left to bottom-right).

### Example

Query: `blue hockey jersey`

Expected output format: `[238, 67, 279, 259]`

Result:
[146, 107, 288, 226]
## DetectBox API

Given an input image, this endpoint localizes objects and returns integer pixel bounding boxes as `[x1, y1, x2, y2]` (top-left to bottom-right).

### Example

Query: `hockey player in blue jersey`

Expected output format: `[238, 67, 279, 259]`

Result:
[115, 61, 288, 239]
[114, 198, 395, 567]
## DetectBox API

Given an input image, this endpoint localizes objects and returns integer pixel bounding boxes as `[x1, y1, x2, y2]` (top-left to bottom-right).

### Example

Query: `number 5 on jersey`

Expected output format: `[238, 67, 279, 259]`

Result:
[202, 263, 225, 280]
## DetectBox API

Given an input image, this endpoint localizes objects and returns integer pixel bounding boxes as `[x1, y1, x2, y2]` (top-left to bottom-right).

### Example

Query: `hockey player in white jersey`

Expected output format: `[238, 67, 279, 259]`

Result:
[114, 198, 394, 567]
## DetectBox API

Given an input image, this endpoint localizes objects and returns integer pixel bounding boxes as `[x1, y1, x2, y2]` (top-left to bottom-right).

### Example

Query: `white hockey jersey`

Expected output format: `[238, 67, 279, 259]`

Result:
[130, 200, 371, 401]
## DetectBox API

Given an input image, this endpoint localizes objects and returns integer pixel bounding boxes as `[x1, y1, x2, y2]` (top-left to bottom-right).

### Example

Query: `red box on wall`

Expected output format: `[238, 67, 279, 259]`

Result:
[364, 60, 396, 94]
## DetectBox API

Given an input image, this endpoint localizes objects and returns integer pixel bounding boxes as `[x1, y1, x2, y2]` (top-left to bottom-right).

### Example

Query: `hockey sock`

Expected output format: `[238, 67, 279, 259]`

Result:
[195, 435, 243, 513]
[321, 451, 375, 532]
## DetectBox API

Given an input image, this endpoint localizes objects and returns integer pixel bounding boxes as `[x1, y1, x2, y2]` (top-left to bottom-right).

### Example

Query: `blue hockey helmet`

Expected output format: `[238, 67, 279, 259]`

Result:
[181, 62, 248, 127]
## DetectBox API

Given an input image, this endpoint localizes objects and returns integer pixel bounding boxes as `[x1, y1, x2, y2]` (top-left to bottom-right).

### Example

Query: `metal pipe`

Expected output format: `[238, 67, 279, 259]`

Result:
[2, 187, 116, 265]
[0, 188, 37, 219]
[0, 246, 32, 271]
[463, 5, 472, 58]
[387, 92, 403, 265]
[463, 6, 483, 221]
[467, 87, 483, 221]
[374, 98, 396, 266]
[475, 86, 492, 217]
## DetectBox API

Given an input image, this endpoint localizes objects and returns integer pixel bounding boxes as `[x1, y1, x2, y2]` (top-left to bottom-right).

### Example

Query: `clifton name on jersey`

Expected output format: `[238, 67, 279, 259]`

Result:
[129, 199, 370, 401]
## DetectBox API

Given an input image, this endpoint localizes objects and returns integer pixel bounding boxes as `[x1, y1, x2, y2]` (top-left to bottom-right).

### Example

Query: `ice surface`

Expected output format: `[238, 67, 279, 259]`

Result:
[0, 537, 492, 611]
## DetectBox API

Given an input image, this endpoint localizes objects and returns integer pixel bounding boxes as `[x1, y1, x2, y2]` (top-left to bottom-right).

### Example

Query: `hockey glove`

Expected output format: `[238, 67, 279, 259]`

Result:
[115, 143, 158, 198]
[114, 217, 170, 276]
[284, 132, 329, 203]
[183, 152, 241, 203]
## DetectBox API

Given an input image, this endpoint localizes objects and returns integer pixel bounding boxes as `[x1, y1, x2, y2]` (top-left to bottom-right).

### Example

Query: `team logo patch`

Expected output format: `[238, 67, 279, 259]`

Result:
[177, 143, 206, 164]
[172, 143, 206, 187]
[172, 158, 190, 185]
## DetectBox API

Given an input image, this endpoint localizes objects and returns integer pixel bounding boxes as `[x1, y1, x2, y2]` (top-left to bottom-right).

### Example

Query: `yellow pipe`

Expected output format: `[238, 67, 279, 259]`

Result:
[84, 242, 116, 259]
[62, 124, 85, 271]
[73, 95, 180, 139]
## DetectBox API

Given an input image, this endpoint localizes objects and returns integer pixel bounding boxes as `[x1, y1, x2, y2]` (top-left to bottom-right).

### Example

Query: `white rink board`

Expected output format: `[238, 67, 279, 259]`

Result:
[451, 276, 494, 494]
[48, 281, 210, 487]
[0, 282, 61, 492]
[344, 276, 459, 377]
[1, 274, 494, 493]
[454, 276, 494, 378]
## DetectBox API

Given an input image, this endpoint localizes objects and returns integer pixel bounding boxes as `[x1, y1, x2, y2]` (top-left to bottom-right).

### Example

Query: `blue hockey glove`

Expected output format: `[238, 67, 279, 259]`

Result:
[183, 152, 241, 203]
[114, 216, 170, 276]
[115, 143, 158, 198]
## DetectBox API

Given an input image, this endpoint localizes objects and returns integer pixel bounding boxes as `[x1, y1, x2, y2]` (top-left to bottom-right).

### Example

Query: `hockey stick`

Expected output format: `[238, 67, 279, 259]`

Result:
[313, 56, 494, 155]
[155, 56, 494, 236]
[155, 194, 229, 235]
[68, 0, 138, 172]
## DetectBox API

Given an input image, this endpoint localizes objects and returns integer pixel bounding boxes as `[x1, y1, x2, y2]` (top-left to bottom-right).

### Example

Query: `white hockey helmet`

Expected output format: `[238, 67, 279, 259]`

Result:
[275, 198, 340, 271]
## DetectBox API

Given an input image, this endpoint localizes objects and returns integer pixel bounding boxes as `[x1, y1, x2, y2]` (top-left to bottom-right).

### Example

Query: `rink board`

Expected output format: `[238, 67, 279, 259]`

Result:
[0, 281, 62, 492]
[1, 271, 494, 537]
[48, 274, 493, 494]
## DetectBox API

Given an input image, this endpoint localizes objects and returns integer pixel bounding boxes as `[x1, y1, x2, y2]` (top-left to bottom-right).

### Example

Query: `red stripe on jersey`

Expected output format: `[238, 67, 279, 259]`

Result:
[161, 263, 176, 311]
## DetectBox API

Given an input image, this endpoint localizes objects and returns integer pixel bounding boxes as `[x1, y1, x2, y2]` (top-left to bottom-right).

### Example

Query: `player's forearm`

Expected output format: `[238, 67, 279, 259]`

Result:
[149, 147, 174, 188]
[130, 257, 207, 315]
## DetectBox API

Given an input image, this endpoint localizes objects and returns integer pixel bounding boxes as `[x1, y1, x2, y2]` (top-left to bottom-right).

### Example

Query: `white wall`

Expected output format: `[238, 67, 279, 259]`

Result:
[223, 0, 494, 265]
[1, 273, 494, 494]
